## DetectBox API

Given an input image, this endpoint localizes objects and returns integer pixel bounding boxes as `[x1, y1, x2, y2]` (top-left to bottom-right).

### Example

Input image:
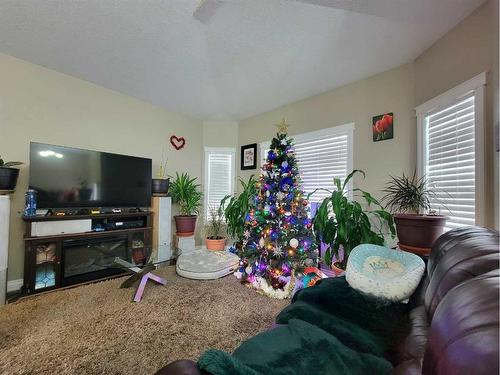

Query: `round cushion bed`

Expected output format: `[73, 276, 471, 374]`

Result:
[345, 244, 425, 302]
[176, 248, 240, 280]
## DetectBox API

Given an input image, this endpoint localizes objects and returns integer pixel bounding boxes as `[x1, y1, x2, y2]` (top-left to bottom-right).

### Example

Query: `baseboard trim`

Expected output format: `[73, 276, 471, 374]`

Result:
[7, 279, 23, 293]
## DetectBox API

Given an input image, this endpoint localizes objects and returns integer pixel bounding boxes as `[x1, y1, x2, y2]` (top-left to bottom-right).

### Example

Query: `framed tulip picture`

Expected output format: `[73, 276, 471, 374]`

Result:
[372, 113, 394, 142]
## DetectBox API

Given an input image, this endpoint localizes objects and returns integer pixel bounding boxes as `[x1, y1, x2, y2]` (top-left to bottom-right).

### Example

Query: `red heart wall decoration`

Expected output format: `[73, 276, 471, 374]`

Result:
[170, 135, 186, 150]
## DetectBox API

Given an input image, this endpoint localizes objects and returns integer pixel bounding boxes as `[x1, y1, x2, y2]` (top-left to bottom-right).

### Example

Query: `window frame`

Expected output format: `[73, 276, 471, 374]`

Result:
[259, 123, 355, 199]
[203, 146, 236, 222]
[416, 72, 486, 227]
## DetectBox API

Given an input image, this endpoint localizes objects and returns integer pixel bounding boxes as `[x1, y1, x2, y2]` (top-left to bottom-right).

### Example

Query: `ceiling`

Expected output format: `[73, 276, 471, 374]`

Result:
[0, 0, 487, 120]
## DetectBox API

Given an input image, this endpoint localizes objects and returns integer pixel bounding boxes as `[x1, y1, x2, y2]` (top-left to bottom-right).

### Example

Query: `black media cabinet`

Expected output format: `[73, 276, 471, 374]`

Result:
[22, 212, 152, 295]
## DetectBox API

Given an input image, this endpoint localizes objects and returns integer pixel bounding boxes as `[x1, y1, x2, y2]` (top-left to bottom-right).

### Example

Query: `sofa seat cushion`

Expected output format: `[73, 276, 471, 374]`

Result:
[424, 227, 499, 318]
[346, 244, 425, 302]
[423, 270, 499, 375]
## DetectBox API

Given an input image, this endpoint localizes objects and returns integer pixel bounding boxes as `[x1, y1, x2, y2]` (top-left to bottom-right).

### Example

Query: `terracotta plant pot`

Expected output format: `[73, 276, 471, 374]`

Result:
[132, 248, 146, 265]
[205, 237, 226, 251]
[174, 215, 197, 235]
[394, 213, 447, 250]
[0, 167, 20, 191]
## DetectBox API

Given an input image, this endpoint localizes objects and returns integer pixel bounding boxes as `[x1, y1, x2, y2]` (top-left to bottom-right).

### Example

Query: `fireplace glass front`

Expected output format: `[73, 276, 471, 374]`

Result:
[62, 235, 129, 286]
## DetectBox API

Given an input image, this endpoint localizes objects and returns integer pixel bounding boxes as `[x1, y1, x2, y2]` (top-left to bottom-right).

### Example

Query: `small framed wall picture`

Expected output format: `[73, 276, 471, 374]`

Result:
[241, 143, 257, 170]
[372, 112, 394, 142]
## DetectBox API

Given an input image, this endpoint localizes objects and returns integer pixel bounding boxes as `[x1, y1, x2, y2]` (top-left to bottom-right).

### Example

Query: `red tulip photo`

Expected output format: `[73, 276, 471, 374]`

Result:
[372, 112, 394, 142]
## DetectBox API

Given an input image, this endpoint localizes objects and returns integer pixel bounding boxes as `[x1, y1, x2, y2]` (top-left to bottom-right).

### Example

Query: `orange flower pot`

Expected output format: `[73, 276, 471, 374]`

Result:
[205, 237, 226, 251]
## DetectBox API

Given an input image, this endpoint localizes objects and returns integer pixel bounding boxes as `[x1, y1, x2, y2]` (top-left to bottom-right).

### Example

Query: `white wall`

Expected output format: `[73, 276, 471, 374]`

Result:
[0, 53, 203, 282]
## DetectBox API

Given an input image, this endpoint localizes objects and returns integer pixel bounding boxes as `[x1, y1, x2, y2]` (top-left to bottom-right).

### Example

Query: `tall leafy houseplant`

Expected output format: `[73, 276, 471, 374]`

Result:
[0, 156, 23, 191]
[312, 170, 395, 270]
[382, 172, 447, 253]
[222, 175, 257, 248]
[170, 172, 203, 235]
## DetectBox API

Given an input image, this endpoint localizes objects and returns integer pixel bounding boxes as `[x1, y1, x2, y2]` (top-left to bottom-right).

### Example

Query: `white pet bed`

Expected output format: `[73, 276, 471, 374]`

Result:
[176, 249, 240, 280]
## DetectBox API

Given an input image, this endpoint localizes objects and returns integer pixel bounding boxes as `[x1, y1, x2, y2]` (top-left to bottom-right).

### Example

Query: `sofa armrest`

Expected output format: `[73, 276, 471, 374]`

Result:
[155, 360, 210, 375]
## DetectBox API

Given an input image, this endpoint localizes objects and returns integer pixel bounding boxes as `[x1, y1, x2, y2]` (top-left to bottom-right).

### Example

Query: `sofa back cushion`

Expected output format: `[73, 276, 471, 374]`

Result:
[424, 227, 499, 319]
[422, 270, 499, 375]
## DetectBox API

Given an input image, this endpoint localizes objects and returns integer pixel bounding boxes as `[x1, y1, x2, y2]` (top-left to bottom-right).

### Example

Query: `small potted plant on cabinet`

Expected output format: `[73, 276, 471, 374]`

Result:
[312, 170, 395, 274]
[205, 204, 227, 251]
[152, 152, 169, 196]
[382, 172, 447, 254]
[0, 156, 23, 191]
[169, 172, 203, 236]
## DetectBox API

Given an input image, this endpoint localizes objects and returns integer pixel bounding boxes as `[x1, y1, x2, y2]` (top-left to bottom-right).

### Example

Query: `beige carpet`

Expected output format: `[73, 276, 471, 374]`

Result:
[0, 266, 288, 375]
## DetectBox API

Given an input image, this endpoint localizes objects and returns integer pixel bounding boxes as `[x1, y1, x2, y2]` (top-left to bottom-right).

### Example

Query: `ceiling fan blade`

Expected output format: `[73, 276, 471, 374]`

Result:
[193, 0, 225, 23]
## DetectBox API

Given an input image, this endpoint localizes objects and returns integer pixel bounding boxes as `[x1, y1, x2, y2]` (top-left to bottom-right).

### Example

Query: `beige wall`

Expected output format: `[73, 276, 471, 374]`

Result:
[202, 120, 239, 149]
[238, 64, 416, 197]
[239, 0, 499, 230]
[0, 53, 203, 282]
[414, 0, 499, 229]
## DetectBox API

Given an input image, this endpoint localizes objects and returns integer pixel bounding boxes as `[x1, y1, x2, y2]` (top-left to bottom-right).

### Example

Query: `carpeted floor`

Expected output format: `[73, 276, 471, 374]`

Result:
[0, 266, 288, 375]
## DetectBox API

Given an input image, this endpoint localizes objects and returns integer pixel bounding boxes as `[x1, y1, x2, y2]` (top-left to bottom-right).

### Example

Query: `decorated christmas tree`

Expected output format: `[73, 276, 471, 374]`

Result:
[235, 119, 318, 298]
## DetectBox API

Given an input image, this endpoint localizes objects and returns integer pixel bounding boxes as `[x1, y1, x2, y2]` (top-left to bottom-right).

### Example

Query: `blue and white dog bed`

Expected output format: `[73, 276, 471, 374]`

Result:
[346, 244, 425, 302]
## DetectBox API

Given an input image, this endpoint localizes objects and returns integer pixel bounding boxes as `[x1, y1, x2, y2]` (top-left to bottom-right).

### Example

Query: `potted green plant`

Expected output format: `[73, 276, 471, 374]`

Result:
[205, 204, 227, 251]
[169, 172, 203, 235]
[152, 150, 169, 196]
[222, 175, 257, 249]
[382, 172, 447, 252]
[0, 156, 23, 191]
[311, 170, 395, 274]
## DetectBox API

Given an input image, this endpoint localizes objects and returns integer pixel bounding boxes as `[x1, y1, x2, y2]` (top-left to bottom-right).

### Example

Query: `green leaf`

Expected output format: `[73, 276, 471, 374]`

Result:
[310, 169, 395, 267]
[169, 172, 203, 215]
[342, 169, 365, 191]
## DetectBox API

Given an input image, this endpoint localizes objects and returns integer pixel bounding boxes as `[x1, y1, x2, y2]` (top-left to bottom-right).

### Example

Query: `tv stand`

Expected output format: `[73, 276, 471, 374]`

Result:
[22, 211, 152, 295]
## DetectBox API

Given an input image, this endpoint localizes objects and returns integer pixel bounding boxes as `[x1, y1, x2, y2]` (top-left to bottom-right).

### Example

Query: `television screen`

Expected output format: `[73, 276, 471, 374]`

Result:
[29, 142, 152, 208]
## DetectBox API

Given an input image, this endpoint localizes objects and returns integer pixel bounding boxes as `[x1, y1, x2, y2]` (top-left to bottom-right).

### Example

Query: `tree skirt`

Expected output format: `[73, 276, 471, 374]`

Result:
[176, 249, 240, 280]
[248, 276, 295, 299]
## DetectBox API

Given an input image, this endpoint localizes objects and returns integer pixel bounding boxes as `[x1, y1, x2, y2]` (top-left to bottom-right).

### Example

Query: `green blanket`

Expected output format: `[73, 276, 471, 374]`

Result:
[198, 277, 410, 375]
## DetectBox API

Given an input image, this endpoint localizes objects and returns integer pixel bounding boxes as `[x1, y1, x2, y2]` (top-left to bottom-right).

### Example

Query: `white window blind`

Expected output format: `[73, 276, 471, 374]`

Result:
[423, 94, 476, 230]
[261, 124, 354, 203]
[204, 148, 235, 221]
[295, 133, 351, 202]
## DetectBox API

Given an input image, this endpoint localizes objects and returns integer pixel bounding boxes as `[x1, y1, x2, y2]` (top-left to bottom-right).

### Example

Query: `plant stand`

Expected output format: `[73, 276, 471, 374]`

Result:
[114, 258, 167, 302]
[0, 195, 11, 305]
[175, 234, 196, 254]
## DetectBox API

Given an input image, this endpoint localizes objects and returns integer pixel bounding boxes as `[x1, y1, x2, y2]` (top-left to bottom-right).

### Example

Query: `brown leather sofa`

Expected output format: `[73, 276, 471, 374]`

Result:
[157, 227, 499, 375]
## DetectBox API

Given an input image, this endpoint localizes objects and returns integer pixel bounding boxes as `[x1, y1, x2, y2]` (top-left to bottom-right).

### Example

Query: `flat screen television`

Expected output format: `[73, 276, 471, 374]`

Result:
[29, 142, 152, 208]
